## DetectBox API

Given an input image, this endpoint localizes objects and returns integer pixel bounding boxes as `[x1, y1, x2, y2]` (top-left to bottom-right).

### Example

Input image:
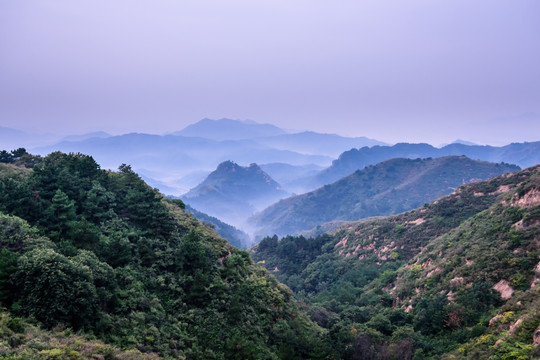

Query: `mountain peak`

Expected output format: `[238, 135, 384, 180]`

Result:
[183, 160, 288, 227]
[175, 118, 286, 140]
[216, 160, 242, 171]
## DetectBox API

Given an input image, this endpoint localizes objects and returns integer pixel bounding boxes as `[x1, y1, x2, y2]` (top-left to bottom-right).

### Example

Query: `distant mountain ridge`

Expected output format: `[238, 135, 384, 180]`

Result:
[255, 131, 387, 157]
[33, 132, 333, 195]
[174, 118, 287, 140]
[29, 118, 540, 200]
[315, 141, 540, 186]
[252, 156, 520, 237]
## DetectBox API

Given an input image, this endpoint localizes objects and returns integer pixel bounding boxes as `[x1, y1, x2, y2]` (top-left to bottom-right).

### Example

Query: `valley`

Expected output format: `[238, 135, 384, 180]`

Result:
[1, 120, 539, 359]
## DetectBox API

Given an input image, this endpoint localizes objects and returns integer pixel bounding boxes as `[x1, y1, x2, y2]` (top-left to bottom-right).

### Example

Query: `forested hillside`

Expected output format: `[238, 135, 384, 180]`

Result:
[0, 150, 328, 359]
[252, 165, 540, 359]
[253, 156, 519, 237]
[315, 141, 540, 186]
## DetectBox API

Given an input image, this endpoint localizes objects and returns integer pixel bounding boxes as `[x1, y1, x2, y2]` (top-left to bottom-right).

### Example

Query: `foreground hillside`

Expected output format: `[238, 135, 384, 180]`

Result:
[252, 164, 540, 358]
[253, 156, 519, 237]
[0, 151, 327, 359]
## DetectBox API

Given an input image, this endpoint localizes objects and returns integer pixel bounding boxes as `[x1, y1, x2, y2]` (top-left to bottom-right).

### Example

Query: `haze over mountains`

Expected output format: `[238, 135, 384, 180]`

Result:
[1, 131, 539, 358]
[314, 142, 540, 187]
[28, 118, 385, 194]
[182, 161, 287, 228]
[2, 118, 537, 241]
[251, 156, 520, 237]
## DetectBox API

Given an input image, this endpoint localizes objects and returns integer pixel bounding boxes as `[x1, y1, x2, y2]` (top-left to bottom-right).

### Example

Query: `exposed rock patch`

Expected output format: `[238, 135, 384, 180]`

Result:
[493, 280, 514, 300]
[408, 218, 425, 225]
[533, 325, 540, 347]
[509, 318, 523, 335]
[512, 189, 540, 208]
[531, 261, 540, 288]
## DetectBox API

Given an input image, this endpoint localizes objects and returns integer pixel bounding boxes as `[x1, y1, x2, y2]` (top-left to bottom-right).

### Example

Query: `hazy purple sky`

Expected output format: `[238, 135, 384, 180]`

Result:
[1, 0, 539, 145]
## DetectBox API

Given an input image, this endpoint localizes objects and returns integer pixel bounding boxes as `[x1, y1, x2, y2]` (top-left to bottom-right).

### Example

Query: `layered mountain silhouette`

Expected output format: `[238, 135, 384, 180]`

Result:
[33, 133, 332, 194]
[255, 131, 387, 157]
[31, 118, 385, 195]
[182, 161, 287, 230]
[252, 156, 520, 237]
[314, 142, 540, 187]
[252, 164, 540, 359]
[173, 118, 286, 140]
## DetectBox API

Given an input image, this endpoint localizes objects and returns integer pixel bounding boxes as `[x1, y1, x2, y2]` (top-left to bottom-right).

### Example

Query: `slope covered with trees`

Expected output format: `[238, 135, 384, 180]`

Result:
[0, 151, 328, 359]
[315, 141, 540, 186]
[252, 156, 519, 237]
[252, 165, 540, 359]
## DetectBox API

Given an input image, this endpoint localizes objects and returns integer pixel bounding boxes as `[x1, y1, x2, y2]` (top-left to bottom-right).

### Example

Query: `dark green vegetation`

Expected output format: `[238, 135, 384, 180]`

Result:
[184, 204, 251, 249]
[252, 165, 540, 359]
[253, 156, 520, 237]
[0, 151, 328, 359]
[316, 142, 540, 186]
[183, 161, 287, 225]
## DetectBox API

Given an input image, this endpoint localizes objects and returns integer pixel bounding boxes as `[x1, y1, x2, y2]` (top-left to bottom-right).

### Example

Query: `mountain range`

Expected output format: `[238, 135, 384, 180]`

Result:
[315, 141, 540, 187]
[252, 164, 540, 359]
[1, 148, 539, 359]
[29, 118, 385, 194]
[21, 119, 540, 200]
[252, 156, 520, 237]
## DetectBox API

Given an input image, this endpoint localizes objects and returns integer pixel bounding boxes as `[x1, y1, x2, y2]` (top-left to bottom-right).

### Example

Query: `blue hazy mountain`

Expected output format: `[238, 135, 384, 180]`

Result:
[256, 131, 387, 157]
[182, 161, 288, 229]
[176, 119, 386, 157]
[252, 156, 520, 237]
[0, 126, 61, 149]
[60, 131, 111, 142]
[314, 141, 540, 187]
[174, 118, 286, 140]
[32, 133, 332, 195]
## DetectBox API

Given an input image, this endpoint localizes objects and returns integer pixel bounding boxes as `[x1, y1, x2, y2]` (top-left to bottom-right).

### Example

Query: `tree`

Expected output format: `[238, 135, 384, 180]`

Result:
[14, 248, 99, 329]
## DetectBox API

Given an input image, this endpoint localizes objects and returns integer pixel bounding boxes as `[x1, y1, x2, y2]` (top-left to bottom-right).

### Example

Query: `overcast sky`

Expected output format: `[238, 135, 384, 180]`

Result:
[1, 0, 539, 145]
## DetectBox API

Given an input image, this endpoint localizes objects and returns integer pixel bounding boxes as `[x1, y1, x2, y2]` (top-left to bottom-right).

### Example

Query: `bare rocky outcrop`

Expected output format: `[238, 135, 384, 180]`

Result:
[509, 318, 523, 335]
[531, 261, 540, 288]
[493, 280, 514, 300]
[533, 325, 540, 347]
[512, 189, 540, 208]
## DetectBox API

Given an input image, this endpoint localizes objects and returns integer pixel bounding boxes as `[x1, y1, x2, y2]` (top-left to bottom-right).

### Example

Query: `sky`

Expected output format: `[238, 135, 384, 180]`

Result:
[1, 0, 539, 146]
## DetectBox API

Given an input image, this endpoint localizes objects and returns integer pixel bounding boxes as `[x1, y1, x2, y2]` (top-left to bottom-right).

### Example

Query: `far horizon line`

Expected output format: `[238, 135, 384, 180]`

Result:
[1, 117, 538, 148]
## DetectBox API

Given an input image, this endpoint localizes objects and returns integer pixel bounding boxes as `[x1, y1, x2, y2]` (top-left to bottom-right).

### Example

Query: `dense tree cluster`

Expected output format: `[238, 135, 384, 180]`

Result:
[0, 151, 328, 359]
